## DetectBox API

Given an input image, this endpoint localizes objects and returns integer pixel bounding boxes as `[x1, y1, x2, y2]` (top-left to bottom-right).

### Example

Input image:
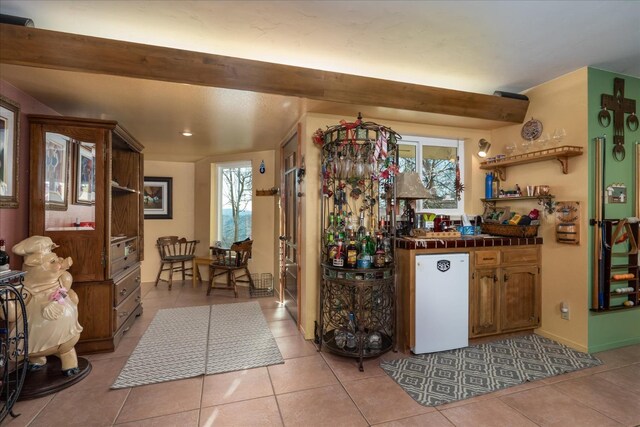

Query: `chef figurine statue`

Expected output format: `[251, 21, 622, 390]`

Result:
[11, 236, 83, 376]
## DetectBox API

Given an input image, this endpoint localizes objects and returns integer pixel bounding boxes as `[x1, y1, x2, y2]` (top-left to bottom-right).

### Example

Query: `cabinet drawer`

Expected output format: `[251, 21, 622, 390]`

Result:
[114, 265, 141, 306]
[111, 254, 138, 278]
[111, 237, 137, 259]
[113, 286, 141, 331]
[475, 250, 500, 266]
[502, 247, 539, 265]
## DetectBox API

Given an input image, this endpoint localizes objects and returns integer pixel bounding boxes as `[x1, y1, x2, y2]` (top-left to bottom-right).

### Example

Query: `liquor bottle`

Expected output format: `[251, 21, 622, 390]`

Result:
[332, 241, 345, 267]
[346, 312, 357, 349]
[336, 213, 346, 241]
[356, 234, 372, 268]
[383, 236, 393, 265]
[364, 231, 375, 263]
[346, 212, 355, 239]
[356, 211, 366, 242]
[346, 239, 358, 268]
[374, 234, 386, 268]
[327, 234, 337, 263]
[325, 213, 336, 244]
[0, 239, 9, 272]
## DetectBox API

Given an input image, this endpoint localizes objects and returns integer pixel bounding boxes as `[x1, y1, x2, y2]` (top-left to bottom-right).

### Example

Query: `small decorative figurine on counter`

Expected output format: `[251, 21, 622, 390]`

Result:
[11, 236, 83, 376]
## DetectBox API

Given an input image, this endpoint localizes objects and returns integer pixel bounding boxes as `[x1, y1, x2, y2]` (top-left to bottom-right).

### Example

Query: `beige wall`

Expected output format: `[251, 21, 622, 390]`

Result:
[490, 68, 589, 351]
[141, 160, 196, 283]
[298, 112, 492, 339]
[193, 150, 277, 282]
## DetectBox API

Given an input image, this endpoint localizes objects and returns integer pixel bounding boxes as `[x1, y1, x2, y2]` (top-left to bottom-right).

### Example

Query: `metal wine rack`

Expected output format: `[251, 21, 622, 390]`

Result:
[0, 271, 28, 422]
[315, 116, 400, 370]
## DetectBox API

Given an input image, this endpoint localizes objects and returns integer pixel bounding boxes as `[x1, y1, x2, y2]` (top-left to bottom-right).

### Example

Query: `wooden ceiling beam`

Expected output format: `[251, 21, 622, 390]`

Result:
[0, 24, 528, 123]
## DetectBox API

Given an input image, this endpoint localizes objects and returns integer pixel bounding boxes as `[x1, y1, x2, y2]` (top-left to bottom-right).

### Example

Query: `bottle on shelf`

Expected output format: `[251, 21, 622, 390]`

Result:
[374, 233, 386, 268]
[332, 241, 345, 267]
[346, 212, 355, 239]
[383, 236, 393, 265]
[346, 239, 358, 268]
[327, 234, 337, 263]
[325, 213, 337, 244]
[356, 211, 367, 242]
[485, 172, 493, 199]
[0, 238, 9, 272]
[346, 312, 357, 349]
[336, 213, 346, 242]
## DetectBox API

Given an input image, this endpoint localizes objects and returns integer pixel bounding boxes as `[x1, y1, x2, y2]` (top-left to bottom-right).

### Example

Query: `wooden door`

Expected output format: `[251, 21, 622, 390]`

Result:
[279, 128, 300, 324]
[501, 265, 540, 331]
[470, 268, 500, 337]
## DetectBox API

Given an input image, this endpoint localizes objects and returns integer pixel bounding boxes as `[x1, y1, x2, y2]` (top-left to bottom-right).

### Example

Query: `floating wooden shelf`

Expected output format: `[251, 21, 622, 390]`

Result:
[480, 145, 583, 180]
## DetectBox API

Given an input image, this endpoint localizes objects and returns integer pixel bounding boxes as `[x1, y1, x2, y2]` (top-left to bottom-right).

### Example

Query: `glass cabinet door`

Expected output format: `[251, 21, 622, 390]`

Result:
[30, 119, 107, 282]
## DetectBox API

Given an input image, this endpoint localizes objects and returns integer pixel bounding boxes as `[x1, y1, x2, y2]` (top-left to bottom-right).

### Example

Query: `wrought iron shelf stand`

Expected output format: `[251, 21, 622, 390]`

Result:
[0, 271, 28, 423]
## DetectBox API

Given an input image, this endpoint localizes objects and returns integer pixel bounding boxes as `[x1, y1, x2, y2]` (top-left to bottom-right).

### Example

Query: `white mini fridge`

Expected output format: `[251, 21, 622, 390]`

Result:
[413, 253, 469, 354]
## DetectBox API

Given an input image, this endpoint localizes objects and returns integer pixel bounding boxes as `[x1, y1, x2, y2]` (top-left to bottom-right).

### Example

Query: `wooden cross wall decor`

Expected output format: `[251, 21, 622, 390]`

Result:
[600, 78, 637, 161]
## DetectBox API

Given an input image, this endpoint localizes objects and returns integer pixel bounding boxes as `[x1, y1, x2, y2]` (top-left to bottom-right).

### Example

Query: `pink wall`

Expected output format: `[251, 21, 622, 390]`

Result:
[0, 80, 59, 268]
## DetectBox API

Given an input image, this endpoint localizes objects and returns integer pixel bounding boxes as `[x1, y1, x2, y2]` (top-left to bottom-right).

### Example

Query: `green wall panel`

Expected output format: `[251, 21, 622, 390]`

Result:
[587, 67, 640, 352]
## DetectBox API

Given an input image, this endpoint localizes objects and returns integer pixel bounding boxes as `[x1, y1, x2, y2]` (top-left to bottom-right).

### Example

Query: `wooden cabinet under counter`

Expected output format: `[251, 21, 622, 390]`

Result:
[396, 238, 542, 352]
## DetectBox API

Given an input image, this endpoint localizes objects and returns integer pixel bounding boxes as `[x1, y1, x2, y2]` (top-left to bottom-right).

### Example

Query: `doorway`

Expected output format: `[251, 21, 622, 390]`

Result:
[280, 128, 300, 323]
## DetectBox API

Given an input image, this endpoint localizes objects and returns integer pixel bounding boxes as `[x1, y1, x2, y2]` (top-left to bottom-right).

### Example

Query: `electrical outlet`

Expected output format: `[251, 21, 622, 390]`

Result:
[560, 302, 570, 320]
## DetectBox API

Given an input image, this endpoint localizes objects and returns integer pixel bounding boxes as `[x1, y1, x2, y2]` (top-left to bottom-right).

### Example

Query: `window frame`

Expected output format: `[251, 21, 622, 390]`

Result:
[216, 160, 253, 246]
[398, 135, 465, 216]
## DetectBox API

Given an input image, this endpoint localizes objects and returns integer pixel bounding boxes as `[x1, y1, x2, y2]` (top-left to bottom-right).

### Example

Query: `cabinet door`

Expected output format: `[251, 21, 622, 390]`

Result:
[501, 265, 540, 331]
[29, 120, 107, 282]
[470, 268, 500, 337]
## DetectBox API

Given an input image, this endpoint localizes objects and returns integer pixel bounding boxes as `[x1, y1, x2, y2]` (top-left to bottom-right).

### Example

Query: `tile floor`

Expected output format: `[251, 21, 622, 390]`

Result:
[5, 280, 640, 427]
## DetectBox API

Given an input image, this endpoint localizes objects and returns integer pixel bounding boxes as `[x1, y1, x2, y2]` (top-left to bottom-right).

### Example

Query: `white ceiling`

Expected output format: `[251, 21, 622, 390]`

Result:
[1, 1, 639, 161]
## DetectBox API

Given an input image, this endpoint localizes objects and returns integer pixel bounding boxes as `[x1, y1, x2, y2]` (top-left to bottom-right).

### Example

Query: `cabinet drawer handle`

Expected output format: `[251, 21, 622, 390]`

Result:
[135, 276, 141, 283]
[482, 257, 494, 261]
[119, 311, 129, 318]
[493, 275, 498, 283]
[135, 296, 141, 302]
[119, 288, 127, 296]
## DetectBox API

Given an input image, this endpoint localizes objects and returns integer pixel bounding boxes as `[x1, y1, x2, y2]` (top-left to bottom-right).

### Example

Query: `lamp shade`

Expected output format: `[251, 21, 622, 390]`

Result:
[478, 139, 491, 158]
[395, 172, 432, 199]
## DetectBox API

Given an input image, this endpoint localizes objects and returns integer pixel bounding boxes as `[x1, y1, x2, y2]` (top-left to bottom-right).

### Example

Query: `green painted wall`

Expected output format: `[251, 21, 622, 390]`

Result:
[587, 68, 640, 352]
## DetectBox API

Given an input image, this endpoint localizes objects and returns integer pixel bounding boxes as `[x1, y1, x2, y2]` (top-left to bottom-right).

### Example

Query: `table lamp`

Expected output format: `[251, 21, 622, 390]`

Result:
[395, 172, 432, 234]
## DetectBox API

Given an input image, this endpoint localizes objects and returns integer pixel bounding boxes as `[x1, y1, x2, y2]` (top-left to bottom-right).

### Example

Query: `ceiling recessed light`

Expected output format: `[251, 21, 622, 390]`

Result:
[182, 131, 193, 137]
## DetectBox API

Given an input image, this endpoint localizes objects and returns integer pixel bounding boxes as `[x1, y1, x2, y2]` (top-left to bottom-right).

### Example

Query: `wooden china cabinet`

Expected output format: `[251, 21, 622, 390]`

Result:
[28, 115, 144, 354]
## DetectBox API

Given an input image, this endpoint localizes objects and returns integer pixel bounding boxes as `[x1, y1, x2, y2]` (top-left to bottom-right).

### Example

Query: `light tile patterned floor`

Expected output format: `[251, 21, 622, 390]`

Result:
[5, 280, 639, 426]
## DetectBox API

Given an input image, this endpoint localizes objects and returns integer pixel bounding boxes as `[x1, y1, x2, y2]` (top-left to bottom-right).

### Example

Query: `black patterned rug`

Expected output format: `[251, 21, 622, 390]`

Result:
[112, 302, 284, 389]
[380, 334, 602, 406]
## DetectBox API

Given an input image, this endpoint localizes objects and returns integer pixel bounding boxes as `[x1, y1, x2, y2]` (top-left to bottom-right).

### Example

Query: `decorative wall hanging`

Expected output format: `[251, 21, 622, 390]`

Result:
[143, 176, 173, 219]
[606, 183, 627, 204]
[555, 201, 580, 245]
[0, 95, 20, 208]
[521, 117, 543, 141]
[599, 78, 637, 161]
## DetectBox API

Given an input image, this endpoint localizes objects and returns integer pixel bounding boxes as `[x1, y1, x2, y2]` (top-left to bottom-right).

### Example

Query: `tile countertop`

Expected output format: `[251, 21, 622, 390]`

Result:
[396, 235, 543, 250]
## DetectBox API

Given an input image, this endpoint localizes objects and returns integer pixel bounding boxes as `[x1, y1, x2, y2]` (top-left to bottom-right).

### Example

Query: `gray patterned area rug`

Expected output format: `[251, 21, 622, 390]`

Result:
[381, 334, 602, 406]
[112, 302, 284, 389]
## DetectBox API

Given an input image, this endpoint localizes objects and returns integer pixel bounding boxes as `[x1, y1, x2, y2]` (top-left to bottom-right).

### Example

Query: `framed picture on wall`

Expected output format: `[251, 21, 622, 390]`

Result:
[74, 142, 96, 205]
[0, 95, 20, 209]
[44, 132, 69, 211]
[143, 176, 172, 219]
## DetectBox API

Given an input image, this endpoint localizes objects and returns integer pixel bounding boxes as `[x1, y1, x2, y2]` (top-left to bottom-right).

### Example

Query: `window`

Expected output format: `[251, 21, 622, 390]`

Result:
[217, 161, 252, 247]
[398, 136, 464, 215]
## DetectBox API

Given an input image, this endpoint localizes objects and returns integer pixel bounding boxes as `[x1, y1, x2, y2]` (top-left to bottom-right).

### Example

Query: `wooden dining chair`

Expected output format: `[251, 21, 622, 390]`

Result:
[207, 239, 254, 297]
[155, 236, 200, 290]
